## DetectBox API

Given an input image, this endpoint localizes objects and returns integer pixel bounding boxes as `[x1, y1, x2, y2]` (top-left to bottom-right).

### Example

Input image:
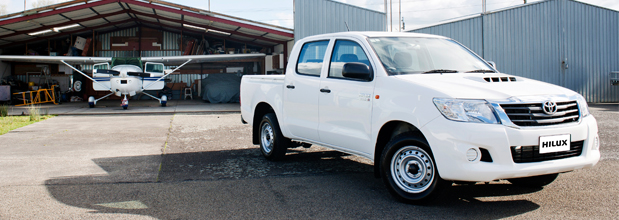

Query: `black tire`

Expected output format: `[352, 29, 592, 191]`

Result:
[380, 133, 448, 204]
[508, 173, 558, 188]
[55, 90, 61, 104]
[259, 113, 290, 161]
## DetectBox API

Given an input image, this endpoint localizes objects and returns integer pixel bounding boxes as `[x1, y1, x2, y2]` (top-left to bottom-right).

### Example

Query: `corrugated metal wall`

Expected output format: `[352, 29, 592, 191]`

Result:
[294, 0, 386, 42]
[563, 0, 619, 102]
[98, 27, 139, 50]
[411, 0, 619, 102]
[413, 17, 484, 55]
[96, 27, 182, 58]
[482, 0, 566, 87]
[169, 74, 204, 86]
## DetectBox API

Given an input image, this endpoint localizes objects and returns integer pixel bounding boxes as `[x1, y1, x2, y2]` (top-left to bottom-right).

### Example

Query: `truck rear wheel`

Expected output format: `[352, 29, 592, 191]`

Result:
[380, 133, 447, 204]
[508, 173, 558, 188]
[259, 113, 289, 161]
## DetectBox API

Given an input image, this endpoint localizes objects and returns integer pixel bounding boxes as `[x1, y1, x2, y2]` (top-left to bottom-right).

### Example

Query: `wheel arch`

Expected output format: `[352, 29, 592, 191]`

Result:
[253, 102, 275, 144]
[374, 121, 427, 178]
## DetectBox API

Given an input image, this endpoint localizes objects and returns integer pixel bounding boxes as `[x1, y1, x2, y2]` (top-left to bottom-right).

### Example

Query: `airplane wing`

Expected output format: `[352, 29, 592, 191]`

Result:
[141, 53, 266, 66]
[0, 54, 265, 65]
[0, 55, 112, 64]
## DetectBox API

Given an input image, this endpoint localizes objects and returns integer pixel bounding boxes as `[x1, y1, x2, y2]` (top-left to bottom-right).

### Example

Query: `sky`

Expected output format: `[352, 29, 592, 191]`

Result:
[1, 0, 619, 31]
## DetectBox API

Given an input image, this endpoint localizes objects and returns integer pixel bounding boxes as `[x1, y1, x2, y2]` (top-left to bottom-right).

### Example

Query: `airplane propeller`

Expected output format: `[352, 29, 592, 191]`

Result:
[127, 72, 151, 78]
[94, 69, 120, 75]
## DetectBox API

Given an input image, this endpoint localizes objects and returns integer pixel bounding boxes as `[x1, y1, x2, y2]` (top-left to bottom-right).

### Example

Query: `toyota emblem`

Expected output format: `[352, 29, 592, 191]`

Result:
[542, 101, 557, 115]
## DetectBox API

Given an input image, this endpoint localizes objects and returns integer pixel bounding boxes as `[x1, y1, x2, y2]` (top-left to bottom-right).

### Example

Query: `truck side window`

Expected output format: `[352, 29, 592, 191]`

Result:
[329, 40, 371, 79]
[296, 40, 329, 76]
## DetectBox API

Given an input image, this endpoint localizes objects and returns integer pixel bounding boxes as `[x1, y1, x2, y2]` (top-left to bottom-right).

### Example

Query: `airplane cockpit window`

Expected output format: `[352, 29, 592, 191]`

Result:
[145, 63, 164, 73]
[93, 63, 109, 70]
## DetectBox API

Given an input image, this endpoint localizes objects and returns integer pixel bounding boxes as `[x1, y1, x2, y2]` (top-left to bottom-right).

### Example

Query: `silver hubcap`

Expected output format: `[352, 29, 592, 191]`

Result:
[261, 122, 274, 153]
[391, 146, 435, 193]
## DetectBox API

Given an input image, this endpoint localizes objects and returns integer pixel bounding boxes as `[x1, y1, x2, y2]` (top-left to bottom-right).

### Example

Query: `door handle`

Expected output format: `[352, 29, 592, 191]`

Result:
[286, 85, 295, 89]
[320, 88, 331, 93]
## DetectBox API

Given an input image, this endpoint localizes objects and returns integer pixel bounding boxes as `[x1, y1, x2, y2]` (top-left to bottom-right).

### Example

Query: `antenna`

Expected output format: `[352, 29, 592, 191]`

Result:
[345, 21, 350, 31]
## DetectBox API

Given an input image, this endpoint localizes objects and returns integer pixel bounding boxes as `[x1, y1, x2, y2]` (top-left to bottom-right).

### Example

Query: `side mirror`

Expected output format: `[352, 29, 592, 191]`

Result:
[487, 61, 497, 69]
[342, 62, 372, 81]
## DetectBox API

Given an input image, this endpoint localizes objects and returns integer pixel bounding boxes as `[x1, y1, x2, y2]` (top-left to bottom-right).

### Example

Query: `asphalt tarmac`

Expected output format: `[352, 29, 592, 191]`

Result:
[0, 104, 617, 219]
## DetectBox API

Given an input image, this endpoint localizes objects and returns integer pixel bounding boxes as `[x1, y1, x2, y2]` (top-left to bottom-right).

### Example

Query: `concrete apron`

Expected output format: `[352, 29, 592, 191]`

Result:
[0, 115, 171, 218]
[5, 99, 240, 116]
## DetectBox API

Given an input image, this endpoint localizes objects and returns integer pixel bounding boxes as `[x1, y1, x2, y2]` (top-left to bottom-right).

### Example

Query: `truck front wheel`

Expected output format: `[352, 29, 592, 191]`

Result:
[380, 133, 447, 204]
[259, 113, 289, 161]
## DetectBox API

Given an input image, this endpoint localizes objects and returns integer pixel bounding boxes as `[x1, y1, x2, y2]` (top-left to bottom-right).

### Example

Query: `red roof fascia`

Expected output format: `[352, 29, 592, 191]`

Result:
[0, 0, 120, 26]
[122, 0, 293, 39]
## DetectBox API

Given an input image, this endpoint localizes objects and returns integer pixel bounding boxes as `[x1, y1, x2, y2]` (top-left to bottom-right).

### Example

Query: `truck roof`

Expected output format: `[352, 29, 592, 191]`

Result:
[300, 31, 448, 41]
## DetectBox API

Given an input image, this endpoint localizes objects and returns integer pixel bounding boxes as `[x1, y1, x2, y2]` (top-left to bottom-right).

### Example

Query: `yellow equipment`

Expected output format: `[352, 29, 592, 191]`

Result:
[13, 85, 59, 106]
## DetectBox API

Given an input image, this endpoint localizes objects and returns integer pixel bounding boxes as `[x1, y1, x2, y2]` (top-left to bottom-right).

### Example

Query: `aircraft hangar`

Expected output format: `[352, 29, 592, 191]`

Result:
[0, 0, 294, 103]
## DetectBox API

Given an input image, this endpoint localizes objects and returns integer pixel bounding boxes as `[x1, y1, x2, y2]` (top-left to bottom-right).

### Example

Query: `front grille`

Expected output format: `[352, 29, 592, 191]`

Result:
[500, 101, 580, 126]
[511, 140, 584, 163]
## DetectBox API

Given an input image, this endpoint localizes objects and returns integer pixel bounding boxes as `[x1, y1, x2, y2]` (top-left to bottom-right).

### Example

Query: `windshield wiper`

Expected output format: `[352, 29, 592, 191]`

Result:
[466, 69, 496, 73]
[423, 69, 458, 74]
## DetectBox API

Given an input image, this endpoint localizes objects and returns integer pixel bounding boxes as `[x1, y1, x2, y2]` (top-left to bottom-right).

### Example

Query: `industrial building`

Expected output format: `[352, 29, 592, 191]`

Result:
[294, 0, 385, 41]
[410, 0, 619, 102]
[0, 0, 387, 104]
[0, 0, 295, 102]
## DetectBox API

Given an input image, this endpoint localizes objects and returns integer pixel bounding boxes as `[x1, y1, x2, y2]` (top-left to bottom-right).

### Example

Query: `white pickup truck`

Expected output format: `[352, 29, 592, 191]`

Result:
[240, 32, 600, 203]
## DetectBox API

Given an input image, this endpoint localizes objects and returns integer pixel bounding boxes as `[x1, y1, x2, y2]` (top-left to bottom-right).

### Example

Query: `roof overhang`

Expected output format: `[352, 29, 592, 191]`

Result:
[0, 0, 294, 47]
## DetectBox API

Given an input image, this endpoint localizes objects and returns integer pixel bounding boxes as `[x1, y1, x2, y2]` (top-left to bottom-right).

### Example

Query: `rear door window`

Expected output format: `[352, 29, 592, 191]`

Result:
[296, 40, 329, 76]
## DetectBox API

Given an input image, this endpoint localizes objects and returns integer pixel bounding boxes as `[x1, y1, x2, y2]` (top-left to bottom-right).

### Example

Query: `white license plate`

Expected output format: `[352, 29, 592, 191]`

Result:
[539, 134, 571, 154]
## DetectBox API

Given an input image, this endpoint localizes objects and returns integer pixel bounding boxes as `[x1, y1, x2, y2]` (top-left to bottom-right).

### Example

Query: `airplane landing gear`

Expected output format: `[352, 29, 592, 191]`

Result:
[141, 92, 167, 107]
[88, 92, 114, 109]
[161, 95, 167, 107]
[121, 95, 129, 110]
[88, 96, 95, 108]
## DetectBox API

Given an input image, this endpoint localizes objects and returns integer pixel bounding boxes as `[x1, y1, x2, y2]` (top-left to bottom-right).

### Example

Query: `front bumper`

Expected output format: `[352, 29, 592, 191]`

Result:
[420, 115, 600, 182]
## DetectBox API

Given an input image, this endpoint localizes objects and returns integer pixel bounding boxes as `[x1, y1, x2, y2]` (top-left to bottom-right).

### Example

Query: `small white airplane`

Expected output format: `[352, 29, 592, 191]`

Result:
[0, 54, 264, 109]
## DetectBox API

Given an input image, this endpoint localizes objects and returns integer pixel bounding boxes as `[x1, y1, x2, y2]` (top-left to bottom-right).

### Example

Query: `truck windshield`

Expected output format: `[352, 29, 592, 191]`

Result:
[367, 37, 493, 75]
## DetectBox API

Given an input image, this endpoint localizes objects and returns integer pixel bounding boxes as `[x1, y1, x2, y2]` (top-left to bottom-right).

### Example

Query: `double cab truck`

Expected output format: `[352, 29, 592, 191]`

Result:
[240, 32, 600, 203]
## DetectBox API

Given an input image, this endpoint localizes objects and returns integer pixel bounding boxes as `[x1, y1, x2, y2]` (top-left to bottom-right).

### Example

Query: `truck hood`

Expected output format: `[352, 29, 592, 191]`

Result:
[393, 73, 577, 101]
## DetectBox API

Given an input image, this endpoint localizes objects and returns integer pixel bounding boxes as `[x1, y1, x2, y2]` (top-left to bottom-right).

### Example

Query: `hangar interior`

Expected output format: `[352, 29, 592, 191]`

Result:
[0, 0, 294, 103]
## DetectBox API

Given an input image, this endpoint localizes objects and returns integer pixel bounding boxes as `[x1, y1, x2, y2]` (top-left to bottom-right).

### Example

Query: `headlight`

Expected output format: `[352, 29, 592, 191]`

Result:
[433, 98, 499, 124]
[576, 95, 590, 117]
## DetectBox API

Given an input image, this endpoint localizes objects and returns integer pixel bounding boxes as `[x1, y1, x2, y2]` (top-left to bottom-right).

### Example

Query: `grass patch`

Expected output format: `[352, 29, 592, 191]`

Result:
[0, 105, 54, 135]
[28, 105, 41, 121]
[0, 104, 8, 117]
